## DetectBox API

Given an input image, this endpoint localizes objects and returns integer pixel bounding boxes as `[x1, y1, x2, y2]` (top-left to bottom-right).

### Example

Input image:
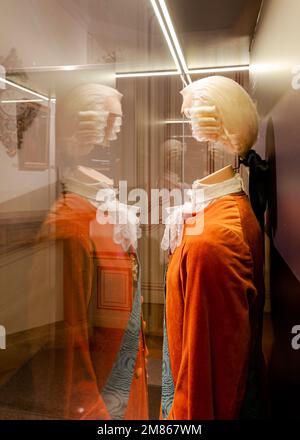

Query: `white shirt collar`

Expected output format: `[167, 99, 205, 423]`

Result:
[161, 173, 244, 253]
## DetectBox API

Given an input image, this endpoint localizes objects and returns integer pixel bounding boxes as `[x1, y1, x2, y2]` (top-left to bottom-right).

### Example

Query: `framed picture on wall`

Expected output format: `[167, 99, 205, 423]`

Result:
[17, 101, 50, 171]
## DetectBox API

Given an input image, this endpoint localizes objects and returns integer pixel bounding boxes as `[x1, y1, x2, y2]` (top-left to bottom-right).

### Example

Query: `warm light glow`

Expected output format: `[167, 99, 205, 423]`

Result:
[0, 77, 49, 101]
[61, 65, 78, 71]
[249, 63, 281, 73]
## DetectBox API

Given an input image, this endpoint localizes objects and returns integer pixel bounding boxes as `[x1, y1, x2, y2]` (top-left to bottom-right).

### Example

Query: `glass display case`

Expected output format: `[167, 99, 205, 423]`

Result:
[0, 0, 277, 422]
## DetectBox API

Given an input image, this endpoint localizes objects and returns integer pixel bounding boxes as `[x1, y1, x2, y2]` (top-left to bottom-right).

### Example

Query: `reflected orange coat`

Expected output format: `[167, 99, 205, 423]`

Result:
[160, 193, 266, 420]
[39, 193, 148, 420]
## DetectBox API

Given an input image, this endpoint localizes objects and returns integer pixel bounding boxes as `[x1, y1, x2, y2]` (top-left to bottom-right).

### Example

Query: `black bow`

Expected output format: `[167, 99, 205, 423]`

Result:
[239, 150, 269, 230]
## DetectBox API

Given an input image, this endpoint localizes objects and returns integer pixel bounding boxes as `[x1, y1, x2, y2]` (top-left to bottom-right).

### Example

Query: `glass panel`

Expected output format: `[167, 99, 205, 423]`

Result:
[0, 0, 177, 420]
[0, 0, 250, 421]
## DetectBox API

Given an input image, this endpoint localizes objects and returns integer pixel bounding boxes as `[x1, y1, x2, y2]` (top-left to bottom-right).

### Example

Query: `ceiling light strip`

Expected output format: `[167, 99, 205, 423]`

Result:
[189, 65, 250, 74]
[165, 120, 190, 124]
[0, 77, 49, 101]
[116, 70, 179, 78]
[150, 0, 183, 76]
[1, 99, 45, 104]
[158, 0, 191, 84]
[116, 65, 250, 79]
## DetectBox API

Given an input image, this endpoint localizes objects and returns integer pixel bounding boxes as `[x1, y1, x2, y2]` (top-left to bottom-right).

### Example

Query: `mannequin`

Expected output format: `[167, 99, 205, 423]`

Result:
[180, 75, 259, 157]
[181, 75, 269, 228]
[27, 83, 149, 420]
[57, 83, 123, 158]
[161, 76, 267, 420]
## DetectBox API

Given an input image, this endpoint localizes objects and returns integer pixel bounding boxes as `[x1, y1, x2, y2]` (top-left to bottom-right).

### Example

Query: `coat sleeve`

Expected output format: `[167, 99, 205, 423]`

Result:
[167, 225, 256, 420]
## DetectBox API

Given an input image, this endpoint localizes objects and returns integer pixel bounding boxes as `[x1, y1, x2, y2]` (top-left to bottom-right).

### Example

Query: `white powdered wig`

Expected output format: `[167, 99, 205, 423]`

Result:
[57, 83, 123, 156]
[180, 76, 259, 156]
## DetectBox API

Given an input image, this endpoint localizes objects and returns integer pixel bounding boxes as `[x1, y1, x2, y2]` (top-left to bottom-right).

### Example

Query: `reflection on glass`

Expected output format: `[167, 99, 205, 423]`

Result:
[0, 77, 148, 420]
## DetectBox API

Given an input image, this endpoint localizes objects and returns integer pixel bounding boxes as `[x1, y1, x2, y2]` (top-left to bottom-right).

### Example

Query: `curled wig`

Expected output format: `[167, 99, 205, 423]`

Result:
[181, 75, 259, 156]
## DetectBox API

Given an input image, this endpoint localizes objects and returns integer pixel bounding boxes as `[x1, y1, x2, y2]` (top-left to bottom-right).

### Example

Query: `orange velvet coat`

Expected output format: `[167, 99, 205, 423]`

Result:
[37, 192, 149, 420]
[160, 192, 266, 420]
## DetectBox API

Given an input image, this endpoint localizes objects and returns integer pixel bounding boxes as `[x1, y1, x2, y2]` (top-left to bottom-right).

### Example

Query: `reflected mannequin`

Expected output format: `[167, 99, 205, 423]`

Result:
[21, 83, 149, 420]
[57, 83, 123, 159]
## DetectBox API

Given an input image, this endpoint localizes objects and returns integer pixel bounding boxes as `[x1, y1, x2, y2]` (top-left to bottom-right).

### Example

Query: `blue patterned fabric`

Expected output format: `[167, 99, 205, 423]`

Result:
[161, 266, 175, 419]
[101, 253, 142, 420]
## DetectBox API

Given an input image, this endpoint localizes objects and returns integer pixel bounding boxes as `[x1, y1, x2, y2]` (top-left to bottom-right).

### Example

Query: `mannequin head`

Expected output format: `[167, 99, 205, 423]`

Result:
[57, 83, 123, 157]
[180, 76, 259, 157]
[164, 139, 186, 162]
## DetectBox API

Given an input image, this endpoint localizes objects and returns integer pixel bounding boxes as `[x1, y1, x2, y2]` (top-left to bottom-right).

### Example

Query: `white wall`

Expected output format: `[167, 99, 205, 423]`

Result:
[0, 0, 89, 67]
[249, 0, 300, 418]
[0, 242, 63, 335]
[250, 0, 300, 281]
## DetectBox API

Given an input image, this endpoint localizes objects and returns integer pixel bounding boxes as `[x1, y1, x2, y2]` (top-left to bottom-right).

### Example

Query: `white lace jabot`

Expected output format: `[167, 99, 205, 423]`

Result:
[95, 188, 141, 252]
[63, 180, 141, 253]
[161, 173, 244, 253]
